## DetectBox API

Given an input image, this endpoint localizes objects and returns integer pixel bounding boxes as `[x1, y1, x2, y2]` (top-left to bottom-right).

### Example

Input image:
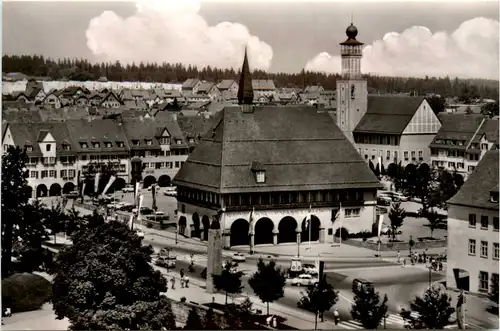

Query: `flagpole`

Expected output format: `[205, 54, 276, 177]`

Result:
[308, 205, 312, 252]
[339, 202, 342, 246]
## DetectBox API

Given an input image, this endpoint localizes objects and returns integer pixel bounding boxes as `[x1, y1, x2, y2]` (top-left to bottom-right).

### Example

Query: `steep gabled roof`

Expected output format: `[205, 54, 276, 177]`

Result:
[430, 114, 485, 148]
[8, 122, 77, 157]
[218, 80, 237, 90]
[173, 105, 381, 194]
[182, 78, 200, 89]
[121, 118, 161, 150]
[3, 108, 43, 123]
[448, 150, 499, 210]
[252, 79, 275, 91]
[66, 119, 130, 154]
[473, 118, 499, 144]
[197, 82, 216, 93]
[354, 95, 425, 134]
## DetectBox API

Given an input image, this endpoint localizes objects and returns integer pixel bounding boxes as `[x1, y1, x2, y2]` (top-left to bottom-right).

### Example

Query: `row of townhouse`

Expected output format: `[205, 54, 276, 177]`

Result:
[429, 114, 499, 179]
[1, 114, 195, 199]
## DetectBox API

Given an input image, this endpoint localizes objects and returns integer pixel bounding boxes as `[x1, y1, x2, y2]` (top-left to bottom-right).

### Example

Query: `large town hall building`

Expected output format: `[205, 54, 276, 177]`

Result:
[173, 46, 381, 248]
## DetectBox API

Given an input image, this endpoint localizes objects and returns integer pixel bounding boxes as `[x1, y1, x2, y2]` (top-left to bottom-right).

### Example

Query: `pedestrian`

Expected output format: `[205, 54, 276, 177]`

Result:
[272, 316, 278, 328]
[180, 269, 185, 288]
[184, 275, 190, 288]
[403, 258, 406, 267]
[397, 250, 401, 263]
[438, 261, 443, 271]
[170, 276, 175, 290]
[422, 251, 427, 262]
[333, 309, 340, 325]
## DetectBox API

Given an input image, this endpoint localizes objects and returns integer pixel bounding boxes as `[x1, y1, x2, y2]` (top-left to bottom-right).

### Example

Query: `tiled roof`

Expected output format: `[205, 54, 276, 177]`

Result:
[3, 109, 43, 123]
[474, 118, 499, 144]
[197, 82, 216, 93]
[182, 78, 200, 89]
[66, 119, 130, 154]
[430, 114, 485, 148]
[173, 105, 381, 193]
[252, 79, 276, 91]
[177, 114, 220, 141]
[354, 96, 425, 134]
[121, 118, 161, 150]
[305, 86, 323, 93]
[448, 150, 499, 210]
[164, 89, 182, 98]
[217, 80, 236, 90]
[8, 122, 77, 157]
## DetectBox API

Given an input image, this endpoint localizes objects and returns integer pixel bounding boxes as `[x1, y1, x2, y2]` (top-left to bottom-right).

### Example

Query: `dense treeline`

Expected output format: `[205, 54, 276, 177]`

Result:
[2, 54, 498, 100]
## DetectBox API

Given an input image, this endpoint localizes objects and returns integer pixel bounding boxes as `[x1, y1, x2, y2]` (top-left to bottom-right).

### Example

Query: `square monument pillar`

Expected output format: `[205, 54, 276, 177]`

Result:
[319, 228, 326, 243]
[206, 228, 223, 294]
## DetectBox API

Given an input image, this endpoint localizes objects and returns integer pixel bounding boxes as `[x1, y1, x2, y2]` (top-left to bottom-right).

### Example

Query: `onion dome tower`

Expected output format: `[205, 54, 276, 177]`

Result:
[340, 22, 364, 79]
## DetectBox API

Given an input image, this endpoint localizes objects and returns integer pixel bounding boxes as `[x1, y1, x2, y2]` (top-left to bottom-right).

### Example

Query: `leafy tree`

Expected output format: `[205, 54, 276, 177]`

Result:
[14, 200, 51, 273]
[407, 286, 455, 329]
[52, 219, 175, 330]
[2, 146, 33, 277]
[44, 202, 67, 244]
[423, 209, 441, 238]
[302, 276, 339, 329]
[213, 261, 244, 304]
[350, 285, 388, 329]
[426, 96, 445, 115]
[204, 307, 221, 330]
[388, 202, 406, 241]
[248, 258, 287, 315]
[184, 307, 203, 330]
[481, 101, 499, 118]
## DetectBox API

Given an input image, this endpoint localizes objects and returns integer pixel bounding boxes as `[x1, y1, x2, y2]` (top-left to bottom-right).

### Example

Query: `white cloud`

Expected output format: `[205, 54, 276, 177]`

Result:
[85, 0, 273, 70]
[305, 17, 499, 79]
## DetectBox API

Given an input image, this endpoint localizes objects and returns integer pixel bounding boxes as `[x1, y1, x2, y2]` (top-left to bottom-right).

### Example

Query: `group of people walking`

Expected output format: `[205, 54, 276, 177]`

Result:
[397, 250, 445, 271]
[169, 269, 190, 290]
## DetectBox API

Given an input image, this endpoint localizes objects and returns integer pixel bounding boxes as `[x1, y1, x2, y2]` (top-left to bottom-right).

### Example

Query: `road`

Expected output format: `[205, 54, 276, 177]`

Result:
[143, 235, 451, 330]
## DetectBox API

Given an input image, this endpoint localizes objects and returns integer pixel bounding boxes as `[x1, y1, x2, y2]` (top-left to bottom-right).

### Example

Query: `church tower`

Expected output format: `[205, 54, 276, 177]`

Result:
[336, 22, 368, 144]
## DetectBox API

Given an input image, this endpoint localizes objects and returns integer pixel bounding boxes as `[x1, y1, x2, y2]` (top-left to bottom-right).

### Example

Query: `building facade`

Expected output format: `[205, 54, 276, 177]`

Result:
[173, 49, 381, 248]
[446, 151, 499, 294]
[430, 115, 498, 178]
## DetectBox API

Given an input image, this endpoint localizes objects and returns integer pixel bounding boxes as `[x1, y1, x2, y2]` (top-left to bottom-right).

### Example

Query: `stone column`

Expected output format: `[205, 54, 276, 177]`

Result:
[206, 227, 222, 294]
[319, 228, 326, 243]
[272, 229, 279, 246]
[296, 229, 302, 257]
[249, 233, 255, 254]
[222, 230, 231, 249]
[199, 225, 204, 242]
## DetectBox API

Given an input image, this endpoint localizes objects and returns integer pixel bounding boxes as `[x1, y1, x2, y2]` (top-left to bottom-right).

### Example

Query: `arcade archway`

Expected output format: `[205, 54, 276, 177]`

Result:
[143, 176, 156, 189]
[254, 217, 274, 245]
[49, 183, 62, 197]
[158, 175, 171, 187]
[36, 184, 48, 198]
[301, 215, 320, 242]
[230, 218, 249, 247]
[202, 215, 210, 240]
[278, 216, 298, 244]
[192, 213, 200, 238]
[62, 182, 75, 194]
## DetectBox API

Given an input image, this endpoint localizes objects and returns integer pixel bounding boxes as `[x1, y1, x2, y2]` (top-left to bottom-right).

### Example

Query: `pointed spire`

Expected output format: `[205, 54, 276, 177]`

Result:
[351, 12, 353, 25]
[237, 45, 254, 105]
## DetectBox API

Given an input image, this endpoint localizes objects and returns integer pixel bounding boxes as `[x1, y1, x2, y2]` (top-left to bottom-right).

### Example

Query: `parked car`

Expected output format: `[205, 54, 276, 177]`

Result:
[122, 185, 135, 193]
[231, 253, 246, 262]
[377, 196, 392, 206]
[155, 256, 176, 268]
[132, 207, 154, 215]
[297, 296, 314, 311]
[302, 264, 318, 275]
[222, 261, 238, 273]
[154, 210, 165, 216]
[164, 187, 177, 197]
[136, 230, 145, 238]
[64, 190, 79, 199]
[380, 226, 402, 236]
[291, 274, 319, 287]
[147, 184, 159, 192]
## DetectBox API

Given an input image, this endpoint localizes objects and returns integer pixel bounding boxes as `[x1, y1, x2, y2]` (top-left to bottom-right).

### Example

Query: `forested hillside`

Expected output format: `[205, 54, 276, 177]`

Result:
[2, 54, 498, 100]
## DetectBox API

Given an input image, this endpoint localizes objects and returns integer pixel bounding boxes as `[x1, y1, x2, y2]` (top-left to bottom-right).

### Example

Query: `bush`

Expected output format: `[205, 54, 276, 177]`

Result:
[334, 227, 349, 241]
[180, 296, 187, 303]
[2, 273, 52, 313]
[349, 231, 374, 239]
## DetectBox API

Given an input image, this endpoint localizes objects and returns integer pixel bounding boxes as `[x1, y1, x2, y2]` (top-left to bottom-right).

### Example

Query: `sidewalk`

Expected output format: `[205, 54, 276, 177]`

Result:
[162, 270, 345, 330]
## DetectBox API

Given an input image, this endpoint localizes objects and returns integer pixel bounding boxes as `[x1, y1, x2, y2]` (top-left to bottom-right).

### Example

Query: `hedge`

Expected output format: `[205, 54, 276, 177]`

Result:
[2, 273, 52, 313]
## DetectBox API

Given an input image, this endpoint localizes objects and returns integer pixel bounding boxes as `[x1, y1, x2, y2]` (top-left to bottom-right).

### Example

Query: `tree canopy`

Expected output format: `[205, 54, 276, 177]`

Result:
[407, 286, 455, 329]
[388, 202, 406, 241]
[302, 276, 339, 329]
[248, 258, 287, 315]
[52, 218, 175, 330]
[350, 285, 388, 329]
[212, 261, 244, 304]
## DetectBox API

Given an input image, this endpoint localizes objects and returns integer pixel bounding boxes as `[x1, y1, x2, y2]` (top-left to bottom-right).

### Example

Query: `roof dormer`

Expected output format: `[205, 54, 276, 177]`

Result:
[490, 191, 499, 203]
[251, 161, 266, 183]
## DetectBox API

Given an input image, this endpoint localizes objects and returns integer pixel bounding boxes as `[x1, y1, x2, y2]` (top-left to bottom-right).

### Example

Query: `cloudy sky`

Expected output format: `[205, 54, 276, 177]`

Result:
[2, 0, 499, 79]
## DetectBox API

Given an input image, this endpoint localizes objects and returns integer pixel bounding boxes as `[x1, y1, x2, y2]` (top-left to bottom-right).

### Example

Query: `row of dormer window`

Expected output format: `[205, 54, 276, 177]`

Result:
[130, 138, 182, 146]
[131, 149, 188, 157]
[80, 141, 125, 149]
